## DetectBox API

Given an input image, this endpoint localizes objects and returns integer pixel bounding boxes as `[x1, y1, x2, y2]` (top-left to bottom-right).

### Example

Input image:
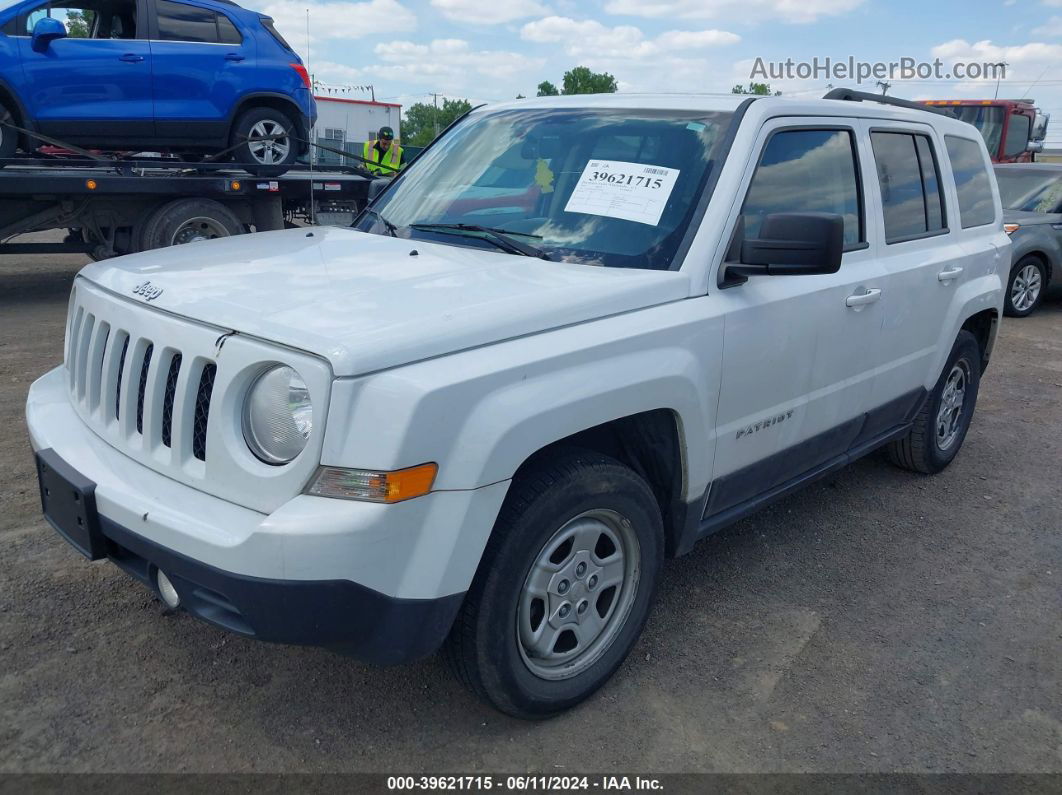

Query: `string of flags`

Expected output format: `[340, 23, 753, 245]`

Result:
[312, 81, 375, 96]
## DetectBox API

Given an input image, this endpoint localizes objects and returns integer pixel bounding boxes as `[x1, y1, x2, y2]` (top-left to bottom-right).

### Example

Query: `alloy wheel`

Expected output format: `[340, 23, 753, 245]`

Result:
[1011, 263, 1043, 313]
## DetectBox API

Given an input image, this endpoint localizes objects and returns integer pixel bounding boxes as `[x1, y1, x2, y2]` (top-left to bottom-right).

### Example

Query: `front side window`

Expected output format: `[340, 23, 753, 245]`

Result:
[871, 131, 947, 242]
[19, 0, 138, 38]
[355, 108, 736, 270]
[157, 0, 219, 42]
[995, 169, 1062, 213]
[739, 128, 863, 247]
[1004, 114, 1031, 159]
[946, 136, 996, 228]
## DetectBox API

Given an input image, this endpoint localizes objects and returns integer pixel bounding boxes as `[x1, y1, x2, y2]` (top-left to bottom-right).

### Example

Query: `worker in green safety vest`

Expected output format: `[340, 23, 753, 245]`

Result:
[362, 126, 403, 176]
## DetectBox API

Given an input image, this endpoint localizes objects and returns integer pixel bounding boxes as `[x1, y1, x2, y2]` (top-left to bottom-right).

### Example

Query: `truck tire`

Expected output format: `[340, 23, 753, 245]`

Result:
[444, 448, 664, 719]
[886, 330, 981, 474]
[230, 106, 299, 177]
[0, 104, 18, 163]
[139, 199, 244, 251]
[1003, 256, 1046, 317]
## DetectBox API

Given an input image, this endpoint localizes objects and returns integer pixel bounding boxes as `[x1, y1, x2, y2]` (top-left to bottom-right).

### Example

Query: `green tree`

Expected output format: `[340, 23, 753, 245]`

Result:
[536, 80, 559, 97]
[64, 9, 94, 37]
[400, 98, 473, 147]
[561, 66, 618, 95]
[731, 81, 781, 96]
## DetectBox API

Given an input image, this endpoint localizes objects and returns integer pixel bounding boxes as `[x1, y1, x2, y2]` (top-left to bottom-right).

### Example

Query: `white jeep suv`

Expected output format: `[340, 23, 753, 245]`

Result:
[26, 89, 1007, 718]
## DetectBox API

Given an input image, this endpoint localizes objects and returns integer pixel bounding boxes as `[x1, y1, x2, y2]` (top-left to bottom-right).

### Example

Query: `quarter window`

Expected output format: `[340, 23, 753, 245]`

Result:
[945, 136, 996, 228]
[740, 129, 863, 247]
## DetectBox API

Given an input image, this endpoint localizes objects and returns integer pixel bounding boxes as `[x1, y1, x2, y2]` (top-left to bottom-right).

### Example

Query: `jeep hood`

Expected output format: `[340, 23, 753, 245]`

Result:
[79, 227, 691, 376]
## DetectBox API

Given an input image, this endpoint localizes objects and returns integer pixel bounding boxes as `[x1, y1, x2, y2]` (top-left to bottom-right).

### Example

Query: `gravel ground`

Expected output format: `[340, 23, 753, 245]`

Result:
[0, 238, 1060, 773]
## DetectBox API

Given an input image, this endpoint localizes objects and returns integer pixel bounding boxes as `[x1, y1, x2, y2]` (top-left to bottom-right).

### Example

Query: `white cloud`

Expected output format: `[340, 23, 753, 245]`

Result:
[261, 0, 415, 46]
[430, 0, 548, 24]
[1032, 15, 1062, 36]
[603, 0, 862, 24]
[521, 16, 739, 60]
[371, 39, 546, 87]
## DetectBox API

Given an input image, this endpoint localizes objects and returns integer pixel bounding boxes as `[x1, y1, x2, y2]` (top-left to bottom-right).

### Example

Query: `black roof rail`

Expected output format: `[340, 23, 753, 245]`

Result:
[822, 87, 944, 115]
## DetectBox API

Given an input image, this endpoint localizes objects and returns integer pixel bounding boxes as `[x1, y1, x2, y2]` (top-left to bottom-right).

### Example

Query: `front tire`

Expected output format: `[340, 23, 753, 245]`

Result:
[1004, 256, 1046, 317]
[230, 107, 299, 176]
[886, 330, 982, 474]
[444, 449, 664, 719]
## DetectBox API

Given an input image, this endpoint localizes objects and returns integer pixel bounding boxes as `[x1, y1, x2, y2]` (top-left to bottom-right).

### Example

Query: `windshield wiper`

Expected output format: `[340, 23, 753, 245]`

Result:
[409, 223, 552, 260]
[363, 207, 398, 237]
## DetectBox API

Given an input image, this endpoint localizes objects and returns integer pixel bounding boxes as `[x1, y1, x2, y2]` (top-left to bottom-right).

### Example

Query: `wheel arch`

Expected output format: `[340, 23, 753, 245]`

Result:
[0, 77, 34, 150]
[510, 409, 690, 558]
[960, 307, 1000, 374]
[227, 93, 309, 150]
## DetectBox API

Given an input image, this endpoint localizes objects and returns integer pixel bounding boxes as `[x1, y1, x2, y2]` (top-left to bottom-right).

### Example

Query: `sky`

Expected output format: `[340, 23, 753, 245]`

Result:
[262, 0, 1062, 146]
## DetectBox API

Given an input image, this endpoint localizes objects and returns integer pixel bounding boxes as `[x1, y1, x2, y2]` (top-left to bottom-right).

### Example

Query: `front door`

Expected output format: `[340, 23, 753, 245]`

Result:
[705, 118, 886, 521]
[16, 0, 152, 142]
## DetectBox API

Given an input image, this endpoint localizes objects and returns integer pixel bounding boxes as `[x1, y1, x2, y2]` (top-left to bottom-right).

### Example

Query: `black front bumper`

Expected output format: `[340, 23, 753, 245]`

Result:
[36, 448, 464, 665]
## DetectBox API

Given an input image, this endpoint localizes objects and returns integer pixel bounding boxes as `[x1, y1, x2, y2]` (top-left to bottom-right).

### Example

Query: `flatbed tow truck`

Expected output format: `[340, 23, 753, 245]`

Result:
[0, 154, 381, 259]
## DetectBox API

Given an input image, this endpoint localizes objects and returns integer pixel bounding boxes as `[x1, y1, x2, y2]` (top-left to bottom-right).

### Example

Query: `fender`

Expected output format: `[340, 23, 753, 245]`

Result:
[0, 74, 36, 144]
[322, 298, 727, 501]
[928, 271, 1005, 387]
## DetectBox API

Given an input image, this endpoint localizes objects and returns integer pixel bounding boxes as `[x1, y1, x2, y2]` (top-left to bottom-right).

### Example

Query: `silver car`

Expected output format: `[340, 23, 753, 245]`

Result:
[995, 163, 1062, 317]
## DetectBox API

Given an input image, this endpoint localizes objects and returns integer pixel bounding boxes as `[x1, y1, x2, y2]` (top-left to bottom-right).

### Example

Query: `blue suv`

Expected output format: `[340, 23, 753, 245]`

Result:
[0, 0, 316, 174]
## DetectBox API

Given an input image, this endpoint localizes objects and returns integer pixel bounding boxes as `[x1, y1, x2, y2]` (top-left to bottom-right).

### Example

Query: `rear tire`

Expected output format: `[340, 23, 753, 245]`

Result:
[138, 198, 243, 251]
[1003, 256, 1046, 317]
[886, 330, 981, 474]
[230, 107, 299, 177]
[0, 103, 18, 164]
[444, 448, 663, 719]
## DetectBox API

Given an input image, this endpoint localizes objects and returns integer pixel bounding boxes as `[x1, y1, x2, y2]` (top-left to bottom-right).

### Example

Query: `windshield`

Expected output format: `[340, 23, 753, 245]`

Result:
[354, 108, 735, 270]
[937, 106, 1005, 155]
[995, 169, 1062, 213]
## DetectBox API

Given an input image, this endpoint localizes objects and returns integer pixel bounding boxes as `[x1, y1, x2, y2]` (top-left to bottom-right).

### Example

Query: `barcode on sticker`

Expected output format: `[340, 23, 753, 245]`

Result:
[643, 167, 668, 175]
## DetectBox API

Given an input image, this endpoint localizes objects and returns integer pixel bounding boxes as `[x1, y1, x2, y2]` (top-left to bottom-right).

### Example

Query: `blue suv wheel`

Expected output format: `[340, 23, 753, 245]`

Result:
[231, 106, 299, 177]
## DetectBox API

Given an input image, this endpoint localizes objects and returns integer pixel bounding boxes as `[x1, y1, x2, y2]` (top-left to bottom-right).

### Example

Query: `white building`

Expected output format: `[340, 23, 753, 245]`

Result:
[311, 96, 402, 166]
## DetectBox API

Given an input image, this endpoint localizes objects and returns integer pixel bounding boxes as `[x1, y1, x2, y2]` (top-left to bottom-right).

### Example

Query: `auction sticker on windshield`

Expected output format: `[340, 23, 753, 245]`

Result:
[564, 160, 680, 226]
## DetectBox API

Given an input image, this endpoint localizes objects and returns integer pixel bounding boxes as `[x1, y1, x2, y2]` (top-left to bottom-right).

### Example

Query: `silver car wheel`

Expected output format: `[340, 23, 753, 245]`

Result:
[170, 217, 233, 245]
[517, 509, 640, 681]
[936, 363, 968, 451]
[247, 120, 291, 165]
[1011, 263, 1043, 312]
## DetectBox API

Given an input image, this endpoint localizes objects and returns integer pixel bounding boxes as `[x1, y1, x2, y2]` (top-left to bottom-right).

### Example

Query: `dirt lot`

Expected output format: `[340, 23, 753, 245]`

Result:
[1, 240, 1060, 773]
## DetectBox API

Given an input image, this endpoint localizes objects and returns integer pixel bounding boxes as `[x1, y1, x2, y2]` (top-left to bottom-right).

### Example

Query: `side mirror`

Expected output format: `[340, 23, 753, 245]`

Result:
[731, 212, 844, 279]
[31, 17, 67, 52]
[1026, 140, 1044, 154]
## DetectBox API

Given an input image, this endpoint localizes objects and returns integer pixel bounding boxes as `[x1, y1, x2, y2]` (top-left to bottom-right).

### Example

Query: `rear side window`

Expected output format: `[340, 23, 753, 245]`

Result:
[740, 129, 864, 247]
[945, 136, 995, 228]
[871, 131, 947, 243]
[157, 0, 241, 43]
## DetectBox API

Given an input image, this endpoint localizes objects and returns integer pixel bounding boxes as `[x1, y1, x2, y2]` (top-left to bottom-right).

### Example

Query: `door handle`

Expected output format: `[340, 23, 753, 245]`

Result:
[845, 288, 882, 307]
[225, 53, 246, 61]
[119, 53, 144, 62]
[938, 266, 964, 282]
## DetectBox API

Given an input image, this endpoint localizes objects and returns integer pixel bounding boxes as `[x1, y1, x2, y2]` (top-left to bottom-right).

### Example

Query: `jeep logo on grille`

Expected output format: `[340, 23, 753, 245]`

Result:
[132, 281, 164, 302]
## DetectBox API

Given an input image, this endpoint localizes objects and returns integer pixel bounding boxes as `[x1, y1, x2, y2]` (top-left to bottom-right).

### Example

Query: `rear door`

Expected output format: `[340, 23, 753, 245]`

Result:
[16, 0, 153, 141]
[148, 0, 253, 142]
[863, 122, 985, 418]
[705, 117, 886, 520]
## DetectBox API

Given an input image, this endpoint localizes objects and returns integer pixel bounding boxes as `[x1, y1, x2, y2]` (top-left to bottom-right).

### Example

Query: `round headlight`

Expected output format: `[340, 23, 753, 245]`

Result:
[243, 365, 313, 465]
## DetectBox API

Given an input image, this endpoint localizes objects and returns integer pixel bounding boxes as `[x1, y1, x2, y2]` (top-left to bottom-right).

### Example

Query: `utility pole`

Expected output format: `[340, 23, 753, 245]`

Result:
[431, 93, 441, 138]
[876, 80, 891, 95]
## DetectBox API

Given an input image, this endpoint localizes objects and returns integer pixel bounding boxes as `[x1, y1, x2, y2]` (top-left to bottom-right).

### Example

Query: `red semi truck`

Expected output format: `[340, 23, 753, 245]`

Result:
[920, 99, 1050, 163]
